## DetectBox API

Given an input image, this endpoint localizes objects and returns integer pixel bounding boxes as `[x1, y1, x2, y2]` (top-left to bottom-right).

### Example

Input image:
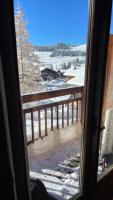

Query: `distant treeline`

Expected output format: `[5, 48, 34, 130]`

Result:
[34, 43, 76, 52]
[50, 50, 86, 57]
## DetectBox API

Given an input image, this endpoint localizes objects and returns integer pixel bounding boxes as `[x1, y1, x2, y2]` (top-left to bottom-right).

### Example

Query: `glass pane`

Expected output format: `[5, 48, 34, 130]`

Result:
[14, 0, 88, 199]
[98, 9, 113, 179]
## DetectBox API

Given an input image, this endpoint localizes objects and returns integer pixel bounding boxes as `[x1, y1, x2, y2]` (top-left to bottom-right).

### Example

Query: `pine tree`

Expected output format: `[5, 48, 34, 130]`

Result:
[15, 1, 42, 93]
[75, 57, 80, 67]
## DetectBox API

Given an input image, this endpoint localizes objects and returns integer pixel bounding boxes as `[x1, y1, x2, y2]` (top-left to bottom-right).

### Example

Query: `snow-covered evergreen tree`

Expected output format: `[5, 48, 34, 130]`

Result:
[15, 1, 42, 93]
[75, 57, 81, 67]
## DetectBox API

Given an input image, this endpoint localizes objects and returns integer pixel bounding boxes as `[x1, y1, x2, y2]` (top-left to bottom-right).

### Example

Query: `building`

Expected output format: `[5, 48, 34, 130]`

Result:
[67, 67, 85, 86]
[63, 67, 77, 81]
[41, 68, 64, 81]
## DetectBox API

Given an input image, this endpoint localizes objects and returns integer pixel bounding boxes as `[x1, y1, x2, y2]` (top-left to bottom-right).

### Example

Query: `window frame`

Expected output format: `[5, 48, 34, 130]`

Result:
[0, 1, 31, 200]
[81, 0, 112, 199]
[0, 0, 113, 200]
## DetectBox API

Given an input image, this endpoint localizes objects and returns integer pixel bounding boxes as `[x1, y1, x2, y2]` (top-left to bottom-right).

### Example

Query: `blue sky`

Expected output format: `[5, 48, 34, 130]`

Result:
[14, 0, 113, 46]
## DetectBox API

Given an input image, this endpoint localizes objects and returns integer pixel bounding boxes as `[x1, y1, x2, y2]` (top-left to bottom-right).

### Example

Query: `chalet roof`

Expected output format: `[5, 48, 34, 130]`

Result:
[67, 67, 85, 86]
[63, 67, 77, 77]
[41, 68, 57, 74]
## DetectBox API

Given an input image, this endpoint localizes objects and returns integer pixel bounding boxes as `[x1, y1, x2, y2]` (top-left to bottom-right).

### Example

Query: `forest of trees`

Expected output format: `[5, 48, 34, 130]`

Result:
[50, 50, 86, 57]
[34, 43, 70, 52]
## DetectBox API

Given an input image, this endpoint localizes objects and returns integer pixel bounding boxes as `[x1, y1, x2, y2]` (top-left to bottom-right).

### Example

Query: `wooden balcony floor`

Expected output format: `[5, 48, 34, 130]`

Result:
[27, 122, 82, 200]
[28, 122, 82, 162]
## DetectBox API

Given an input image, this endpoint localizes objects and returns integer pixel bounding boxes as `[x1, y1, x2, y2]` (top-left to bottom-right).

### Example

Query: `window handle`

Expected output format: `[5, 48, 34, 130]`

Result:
[99, 125, 105, 132]
[92, 118, 105, 135]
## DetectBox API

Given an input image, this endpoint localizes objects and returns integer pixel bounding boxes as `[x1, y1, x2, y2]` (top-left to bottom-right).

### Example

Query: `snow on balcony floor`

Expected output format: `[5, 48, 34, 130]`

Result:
[28, 123, 82, 200]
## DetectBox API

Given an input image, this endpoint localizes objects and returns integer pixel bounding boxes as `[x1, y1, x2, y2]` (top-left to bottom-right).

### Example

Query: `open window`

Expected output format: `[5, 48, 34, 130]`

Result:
[14, 1, 88, 199]
[0, 0, 113, 200]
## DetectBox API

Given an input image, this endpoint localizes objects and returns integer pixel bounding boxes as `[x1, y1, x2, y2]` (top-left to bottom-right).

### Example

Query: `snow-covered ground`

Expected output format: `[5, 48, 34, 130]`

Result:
[37, 51, 84, 70]
[35, 44, 86, 71]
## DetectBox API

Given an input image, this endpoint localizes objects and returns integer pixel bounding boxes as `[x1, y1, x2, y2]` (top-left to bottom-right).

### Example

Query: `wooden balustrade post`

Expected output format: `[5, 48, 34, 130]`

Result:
[72, 102, 74, 124]
[31, 111, 34, 143]
[56, 105, 59, 129]
[51, 107, 53, 131]
[67, 103, 69, 126]
[76, 101, 79, 122]
[62, 104, 64, 128]
[38, 110, 41, 138]
[45, 109, 48, 136]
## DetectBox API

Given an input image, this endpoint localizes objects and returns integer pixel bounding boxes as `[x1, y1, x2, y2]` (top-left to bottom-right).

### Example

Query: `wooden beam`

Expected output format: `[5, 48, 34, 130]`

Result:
[22, 86, 83, 103]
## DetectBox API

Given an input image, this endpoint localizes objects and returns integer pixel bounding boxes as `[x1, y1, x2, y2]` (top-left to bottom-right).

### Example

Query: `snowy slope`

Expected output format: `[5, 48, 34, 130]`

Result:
[70, 44, 86, 51]
[34, 44, 86, 71]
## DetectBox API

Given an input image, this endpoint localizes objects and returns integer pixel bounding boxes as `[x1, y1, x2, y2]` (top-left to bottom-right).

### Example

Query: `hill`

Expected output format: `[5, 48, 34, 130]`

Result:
[34, 44, 86, 71]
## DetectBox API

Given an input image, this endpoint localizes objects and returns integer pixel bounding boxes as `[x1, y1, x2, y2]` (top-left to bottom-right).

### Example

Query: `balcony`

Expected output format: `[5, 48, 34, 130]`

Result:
[22, 86, 83, 145]
[22, 86, 83, 199]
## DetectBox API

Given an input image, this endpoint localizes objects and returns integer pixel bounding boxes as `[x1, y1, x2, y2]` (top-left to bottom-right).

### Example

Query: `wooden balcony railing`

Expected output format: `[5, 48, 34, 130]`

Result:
[22, 86, 84, 145]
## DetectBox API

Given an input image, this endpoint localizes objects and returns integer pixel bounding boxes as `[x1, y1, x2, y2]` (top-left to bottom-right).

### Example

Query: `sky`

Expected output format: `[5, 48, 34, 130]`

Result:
[14, 0, 113, 46]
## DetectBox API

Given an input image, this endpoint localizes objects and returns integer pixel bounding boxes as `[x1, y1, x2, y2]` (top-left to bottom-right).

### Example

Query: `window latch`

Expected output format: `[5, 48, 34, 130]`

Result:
[99, 125, 105, 132]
